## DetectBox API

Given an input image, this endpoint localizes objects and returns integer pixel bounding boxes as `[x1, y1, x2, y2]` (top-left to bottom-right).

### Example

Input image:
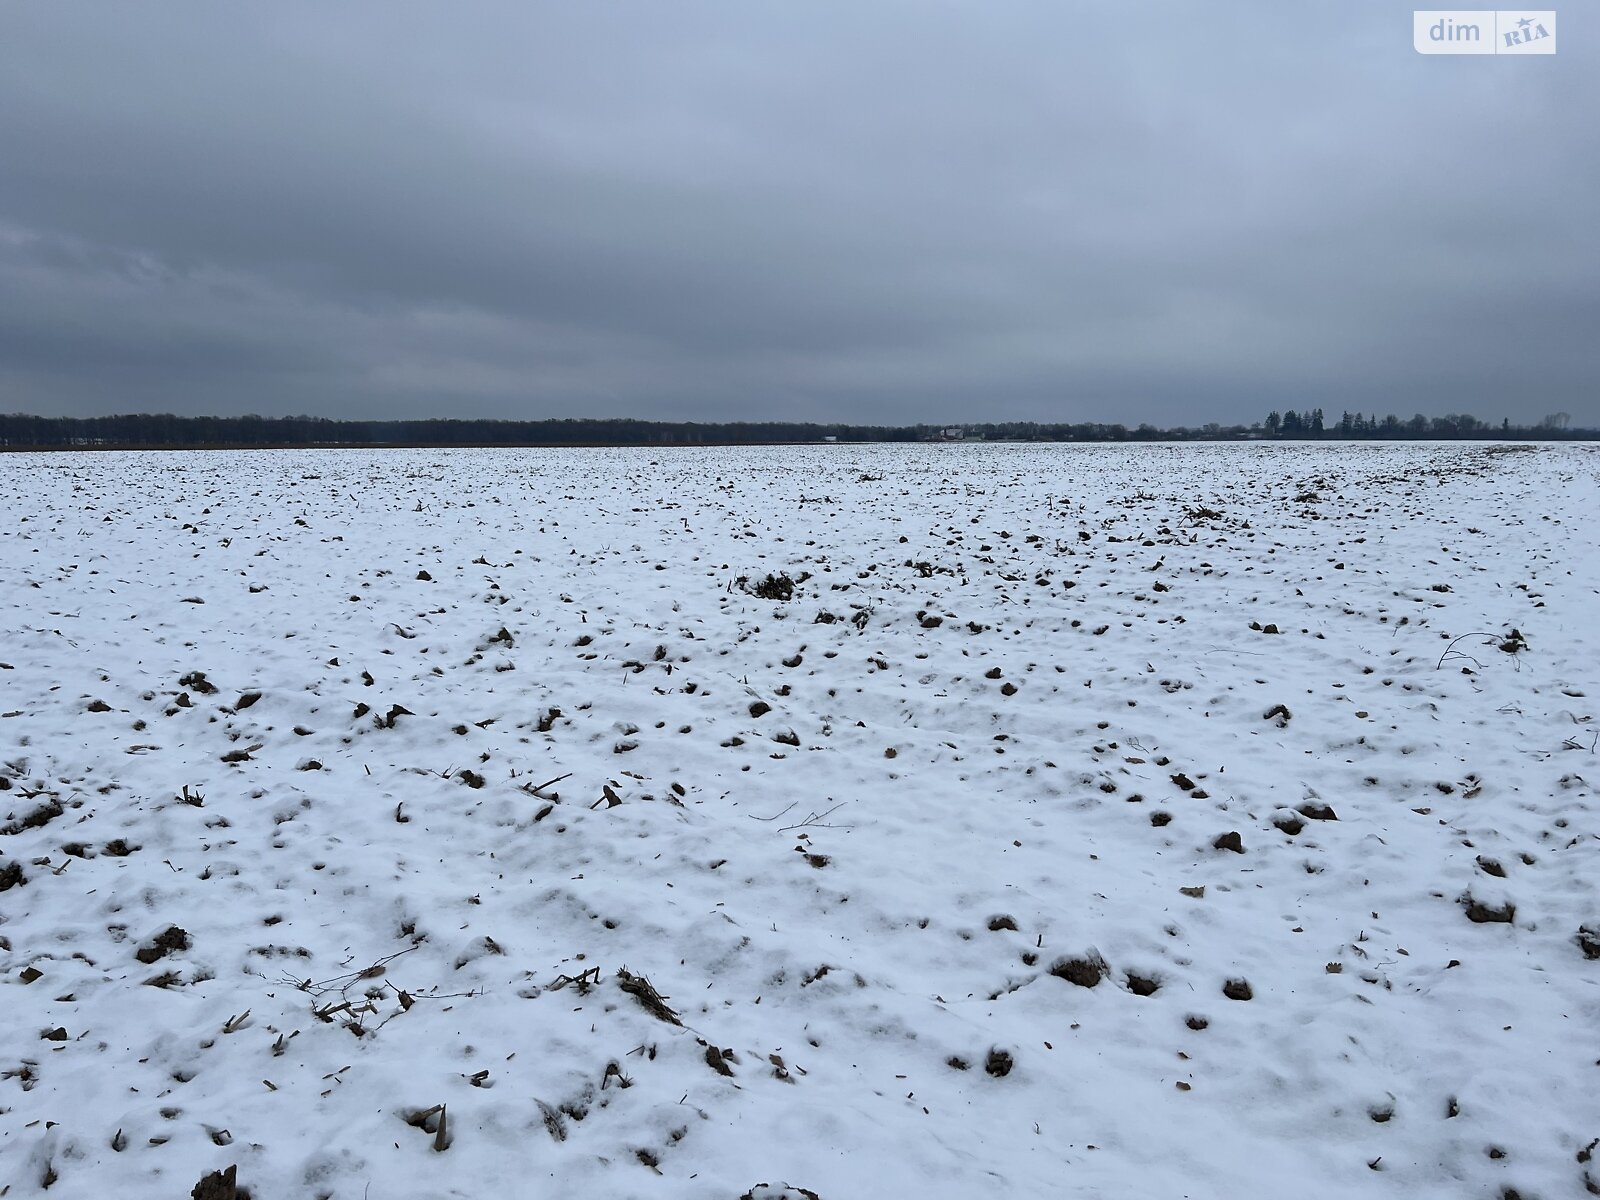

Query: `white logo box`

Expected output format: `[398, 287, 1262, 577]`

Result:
[1414, 10, 1556, 53]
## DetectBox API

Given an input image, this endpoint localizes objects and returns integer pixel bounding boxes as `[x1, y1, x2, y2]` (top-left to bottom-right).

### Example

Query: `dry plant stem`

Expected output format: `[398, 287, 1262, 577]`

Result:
[779, 802, 850, 833]
[617, 967, 682, 1025]
[748, 801, 798, 823]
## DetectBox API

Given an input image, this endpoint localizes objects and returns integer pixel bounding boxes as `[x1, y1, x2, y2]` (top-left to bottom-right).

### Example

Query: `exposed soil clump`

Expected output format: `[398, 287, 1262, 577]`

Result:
[1463, 898, 1515, 924]
[1051, 955, 1106, 988]
[1126, 972, 1160, 996]
[136, 926, 191, 964]
[752, 574, 796, 601]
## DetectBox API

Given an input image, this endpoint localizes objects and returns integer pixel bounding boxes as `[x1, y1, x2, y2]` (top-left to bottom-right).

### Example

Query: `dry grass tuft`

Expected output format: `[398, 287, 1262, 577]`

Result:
[617, 967, 682, 1025]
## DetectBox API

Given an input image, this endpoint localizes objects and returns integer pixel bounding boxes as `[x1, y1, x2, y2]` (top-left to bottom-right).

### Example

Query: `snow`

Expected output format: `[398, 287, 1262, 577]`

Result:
[1, 441, 1596, 1199]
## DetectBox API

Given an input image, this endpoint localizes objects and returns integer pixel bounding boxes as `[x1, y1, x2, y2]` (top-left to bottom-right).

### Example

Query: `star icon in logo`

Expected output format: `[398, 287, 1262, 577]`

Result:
[1517, 16, 1534, 29]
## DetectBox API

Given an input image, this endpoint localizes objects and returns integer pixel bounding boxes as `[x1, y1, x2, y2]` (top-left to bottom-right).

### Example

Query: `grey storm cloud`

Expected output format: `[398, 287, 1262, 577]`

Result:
[1, 1, 1596, 426]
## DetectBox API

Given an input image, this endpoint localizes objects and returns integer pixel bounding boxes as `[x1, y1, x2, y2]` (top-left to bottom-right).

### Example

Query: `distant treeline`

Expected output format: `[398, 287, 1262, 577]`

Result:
[0, 410, 1592, 449]
[0, 414, 922, 449]
[1257, 408, 1584, 439]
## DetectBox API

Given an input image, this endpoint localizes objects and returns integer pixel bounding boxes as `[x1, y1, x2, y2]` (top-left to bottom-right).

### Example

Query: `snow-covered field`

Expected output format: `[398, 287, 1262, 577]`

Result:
[1, 442, 1597, 1200]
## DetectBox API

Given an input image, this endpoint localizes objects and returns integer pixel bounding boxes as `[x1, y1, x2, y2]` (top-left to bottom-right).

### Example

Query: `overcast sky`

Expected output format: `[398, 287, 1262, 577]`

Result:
[3, 2, 1595, 427]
